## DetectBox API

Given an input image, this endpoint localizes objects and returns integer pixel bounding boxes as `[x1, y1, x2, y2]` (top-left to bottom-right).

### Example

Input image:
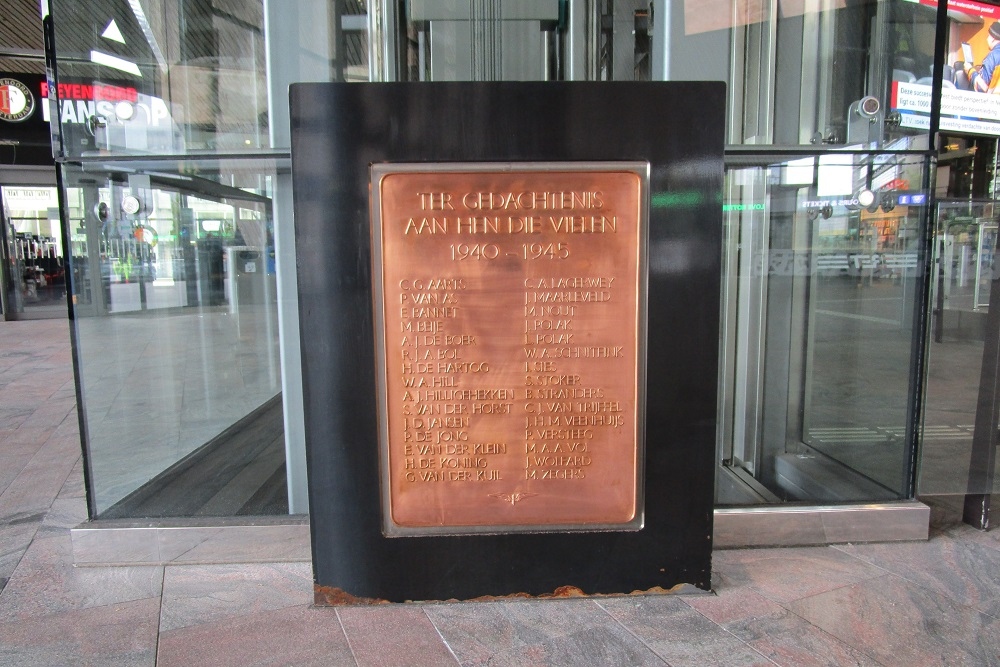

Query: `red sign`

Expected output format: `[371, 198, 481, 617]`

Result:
[39, 81, 137, 103]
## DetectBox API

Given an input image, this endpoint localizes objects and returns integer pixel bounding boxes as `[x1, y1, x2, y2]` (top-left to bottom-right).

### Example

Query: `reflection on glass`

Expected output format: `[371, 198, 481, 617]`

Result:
[47, 0, 384, 520]
[803, 190, 922, 497]
[49, 1, 270, 156]
[919, 200, 998, 496]
[0, 187, 67, 318]
[49, 1, 373, 157]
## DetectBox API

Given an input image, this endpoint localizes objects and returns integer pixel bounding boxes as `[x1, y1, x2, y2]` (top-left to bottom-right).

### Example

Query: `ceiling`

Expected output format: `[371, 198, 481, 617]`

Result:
[0, 0, 45, 74]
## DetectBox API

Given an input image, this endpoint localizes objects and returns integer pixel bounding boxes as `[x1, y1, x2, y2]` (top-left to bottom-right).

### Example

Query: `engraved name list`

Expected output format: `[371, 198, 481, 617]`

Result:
[372, 165, 645, 533]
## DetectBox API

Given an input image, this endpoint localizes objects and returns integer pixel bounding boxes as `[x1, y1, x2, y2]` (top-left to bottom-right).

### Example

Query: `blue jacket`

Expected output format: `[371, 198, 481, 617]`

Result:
[971, 44, 1000, 92]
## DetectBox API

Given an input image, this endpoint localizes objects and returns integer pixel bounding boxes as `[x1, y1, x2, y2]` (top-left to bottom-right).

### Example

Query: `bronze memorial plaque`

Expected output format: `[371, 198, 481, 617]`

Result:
[371, 163, 647, 536]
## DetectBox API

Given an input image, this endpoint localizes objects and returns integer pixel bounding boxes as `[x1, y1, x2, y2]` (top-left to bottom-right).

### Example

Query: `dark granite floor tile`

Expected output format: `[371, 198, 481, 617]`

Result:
[721, 606, 882, 667]
[338, 604, 460, 666]
[57, 458, 87, 499]
[24, 397, 76, 424]
[0, 596, 159, 667]
[688, 570, 879, 667]
[159, 562, 312, 631]
[0, 438, 80, 518]
[0, 531, 163, 622]
[938, 518, 1000, 555]
[156, 605, 357, 667]
[49, 414, 79, 438]
[0, 426, 58, 446]
[978, 597, 1000, 620]
[712, 546, 886, 604]
[0, 519, 40, 592]
[424, 598, 666, 667]
[0, 429, 54, 496]
[833, 533, 1000, 610]
[0, 407, 36, 429]
[422, 601, 528, 666]
[684, 573, 788, 626]
[597, 595, 774, 666]
[38, 496, 87, 531]
[0, 509, 45, 530]
[787, 573, 1000, 667]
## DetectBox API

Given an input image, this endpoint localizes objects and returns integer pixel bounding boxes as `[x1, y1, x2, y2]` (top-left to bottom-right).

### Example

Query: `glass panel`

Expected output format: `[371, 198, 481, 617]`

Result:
[64, 157, 285, 517]
[396, 1, 563, 81]
[664, 0, 936, 148]
[919, 199, 998, 496]
[47, 1, 268, 156]
[718, 151, 930, 504]
[429, 0, 936, 144]
[47, 0, 372, 156]
[385, 0, 932, 145]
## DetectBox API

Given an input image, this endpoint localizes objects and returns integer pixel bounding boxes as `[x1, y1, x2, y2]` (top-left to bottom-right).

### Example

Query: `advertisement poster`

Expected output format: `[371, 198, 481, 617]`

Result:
[893, 0, 1000, 135]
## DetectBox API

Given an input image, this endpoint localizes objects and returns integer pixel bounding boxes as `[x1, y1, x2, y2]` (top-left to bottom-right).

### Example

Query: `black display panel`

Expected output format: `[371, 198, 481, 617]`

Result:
[290, 81, 724, 603]
[0, 73, 53, 166]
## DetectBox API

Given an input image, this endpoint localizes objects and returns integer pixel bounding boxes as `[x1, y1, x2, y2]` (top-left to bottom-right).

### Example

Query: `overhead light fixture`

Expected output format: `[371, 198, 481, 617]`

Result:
[857, 189, 875, 208]
[126, 0, 168, 71]
[89, 50, 142, 77]
[121, 194, 142, 215]
[101, 19, 126, 44]
[114, 101, 135, 121]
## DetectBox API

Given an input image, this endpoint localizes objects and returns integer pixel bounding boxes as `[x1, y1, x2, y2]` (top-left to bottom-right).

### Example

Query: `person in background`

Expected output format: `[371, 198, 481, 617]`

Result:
[965, 22, 1000, 92]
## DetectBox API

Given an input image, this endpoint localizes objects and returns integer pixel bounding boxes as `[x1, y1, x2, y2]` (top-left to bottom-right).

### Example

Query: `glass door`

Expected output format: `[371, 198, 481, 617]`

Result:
[718, 153, 930, 504]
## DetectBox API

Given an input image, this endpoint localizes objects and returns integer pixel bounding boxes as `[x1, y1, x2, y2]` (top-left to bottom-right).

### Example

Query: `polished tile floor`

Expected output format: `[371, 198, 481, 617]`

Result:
[2, 319, 1000, 666]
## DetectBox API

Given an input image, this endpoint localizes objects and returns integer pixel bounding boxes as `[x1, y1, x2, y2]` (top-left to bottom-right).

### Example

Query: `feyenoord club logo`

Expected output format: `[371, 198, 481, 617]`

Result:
[0, 78, 35, 122]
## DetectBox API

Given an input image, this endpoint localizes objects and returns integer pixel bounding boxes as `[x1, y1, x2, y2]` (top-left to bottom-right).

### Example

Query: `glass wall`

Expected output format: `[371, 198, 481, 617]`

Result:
[47, 0, 958, 519]
[48, 0, 295, 517]
[61, 159, 283, 516]
[697, 0, 936, 505]
[920, 200, 998, 497]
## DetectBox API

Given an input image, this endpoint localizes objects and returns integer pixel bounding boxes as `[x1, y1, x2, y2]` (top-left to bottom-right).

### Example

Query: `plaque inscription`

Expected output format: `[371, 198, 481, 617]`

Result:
[371, 163, 647, 535]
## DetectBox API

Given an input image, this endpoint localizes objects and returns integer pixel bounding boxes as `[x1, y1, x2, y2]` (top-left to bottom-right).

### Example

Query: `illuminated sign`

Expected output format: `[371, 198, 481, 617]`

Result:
[0, 78, 35, 122]
[897, 193, 927, 206]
